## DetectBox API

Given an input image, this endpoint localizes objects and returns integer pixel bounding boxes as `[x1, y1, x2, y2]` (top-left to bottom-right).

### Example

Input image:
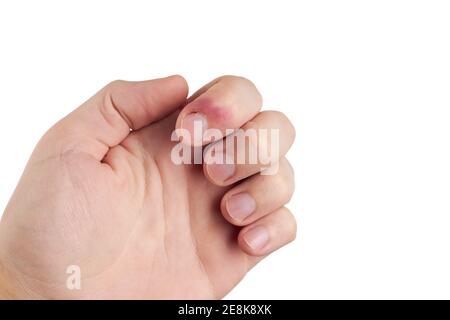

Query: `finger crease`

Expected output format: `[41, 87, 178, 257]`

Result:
[108, 93, 135, 131]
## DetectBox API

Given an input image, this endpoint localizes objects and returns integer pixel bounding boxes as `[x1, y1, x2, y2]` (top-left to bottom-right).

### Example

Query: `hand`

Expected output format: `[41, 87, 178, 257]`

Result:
[0, 75, 296, 299]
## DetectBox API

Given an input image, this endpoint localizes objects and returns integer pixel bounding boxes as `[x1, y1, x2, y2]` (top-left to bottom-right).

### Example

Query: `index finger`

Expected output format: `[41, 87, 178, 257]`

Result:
[175, 75, 263, 146]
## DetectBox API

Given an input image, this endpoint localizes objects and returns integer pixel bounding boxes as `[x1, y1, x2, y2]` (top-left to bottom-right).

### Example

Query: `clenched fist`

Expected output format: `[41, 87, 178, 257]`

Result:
[0, 75, 296, 299]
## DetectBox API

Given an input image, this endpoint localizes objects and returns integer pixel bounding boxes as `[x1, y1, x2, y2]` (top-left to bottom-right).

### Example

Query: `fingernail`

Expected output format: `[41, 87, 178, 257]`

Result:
[206, 153, 235, 183]
[243, 226, 269, 250]
[181, 112, 208, 145]
[226, 193, 256, 222]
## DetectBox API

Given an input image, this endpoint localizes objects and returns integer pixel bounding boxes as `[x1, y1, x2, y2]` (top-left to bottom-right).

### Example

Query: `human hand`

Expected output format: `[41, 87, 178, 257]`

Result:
[0, 75, 296, 299]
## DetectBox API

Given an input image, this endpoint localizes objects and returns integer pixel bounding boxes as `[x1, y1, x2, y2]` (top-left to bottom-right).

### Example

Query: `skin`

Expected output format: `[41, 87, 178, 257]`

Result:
[0, 75, 296, 299]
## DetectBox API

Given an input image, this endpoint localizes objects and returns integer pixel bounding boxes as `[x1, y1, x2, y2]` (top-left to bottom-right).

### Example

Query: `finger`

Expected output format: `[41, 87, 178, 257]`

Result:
[45, 75, 188, 160]
[203, 111, 295, 186]
[175, 75, 262, 146]
[221, 158, 294, 226]
[238, 207, 297, 257]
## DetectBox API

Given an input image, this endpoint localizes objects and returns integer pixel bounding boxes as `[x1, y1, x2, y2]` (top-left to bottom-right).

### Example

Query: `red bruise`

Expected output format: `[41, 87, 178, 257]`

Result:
[188, 97, 232, 124]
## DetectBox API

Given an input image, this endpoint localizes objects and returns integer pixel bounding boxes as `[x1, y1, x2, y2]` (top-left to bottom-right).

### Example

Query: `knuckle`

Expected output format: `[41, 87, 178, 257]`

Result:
[275, 173, 295, 202]
[282, 207, 297, 241]
[106, 79, 126, 90]
[101, 80, 134, 130]
[218, 75, 262, 104]
[261, 110, 296, 147]
[103, 80, 128, 102]
[281, 158, 295, 178]
[280, 159, 295, 198]
[218, 75, 252, 86]
[265, 110, 292, 126]
[286, 117, 296, 142]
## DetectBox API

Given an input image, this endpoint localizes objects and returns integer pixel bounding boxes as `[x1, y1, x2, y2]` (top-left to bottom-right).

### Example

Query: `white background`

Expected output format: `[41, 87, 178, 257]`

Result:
[1, 0, 450, 299]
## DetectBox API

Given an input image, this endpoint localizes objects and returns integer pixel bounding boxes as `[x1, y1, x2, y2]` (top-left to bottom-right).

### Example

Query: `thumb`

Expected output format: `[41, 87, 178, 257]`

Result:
[43, 75, 188, 160]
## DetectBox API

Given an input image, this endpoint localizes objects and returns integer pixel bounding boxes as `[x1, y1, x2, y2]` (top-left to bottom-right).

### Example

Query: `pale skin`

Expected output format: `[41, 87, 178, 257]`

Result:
[0, 75, 296, 299]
